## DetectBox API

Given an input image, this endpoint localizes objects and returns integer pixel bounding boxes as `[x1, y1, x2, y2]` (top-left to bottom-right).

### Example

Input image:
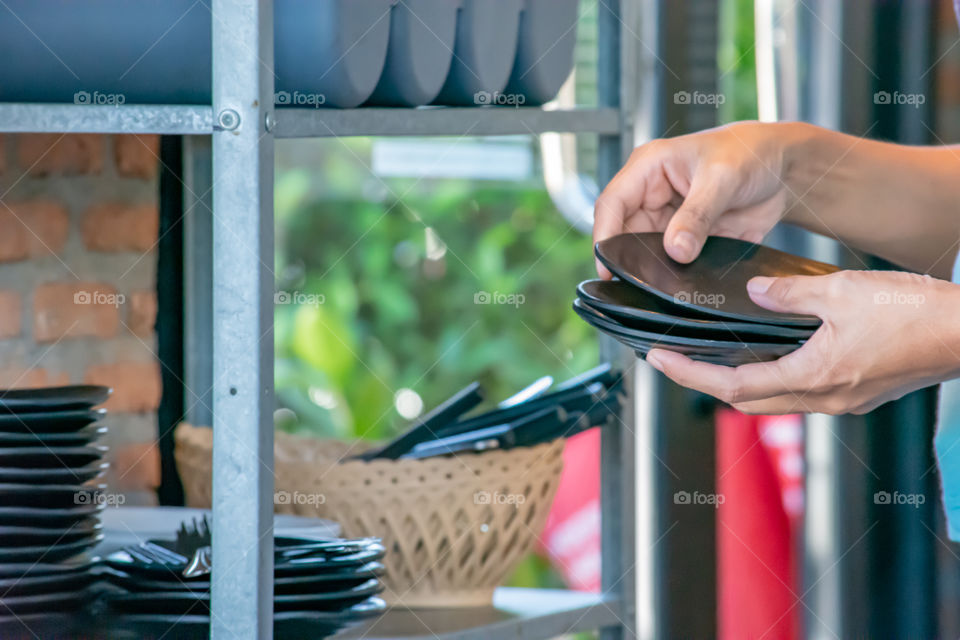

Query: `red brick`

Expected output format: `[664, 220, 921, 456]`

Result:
[0, 291, 21, 339]
[0, 199, 69, 263]
[114, 135, 160, 179]
[127, 290, 156, 337]
[17, 134, 103, 176]
[81, 202, 158, 253]
[33, 282, 121, 342]
[0, 367, 68, 389]
[112, 442, 161, 491]
[84, 361, 161, 413]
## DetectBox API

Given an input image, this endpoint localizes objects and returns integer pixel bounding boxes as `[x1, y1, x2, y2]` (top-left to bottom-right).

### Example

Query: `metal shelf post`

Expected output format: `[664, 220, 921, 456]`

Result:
[210, 1, 276, 638]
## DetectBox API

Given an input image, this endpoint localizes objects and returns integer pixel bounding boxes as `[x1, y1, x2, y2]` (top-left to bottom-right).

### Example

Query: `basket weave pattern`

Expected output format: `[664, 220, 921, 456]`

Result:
[174, 423, 565, 607]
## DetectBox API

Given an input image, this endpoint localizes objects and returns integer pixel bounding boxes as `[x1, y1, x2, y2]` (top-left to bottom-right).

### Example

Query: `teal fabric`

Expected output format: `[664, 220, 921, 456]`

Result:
[936, 255, 960, 540]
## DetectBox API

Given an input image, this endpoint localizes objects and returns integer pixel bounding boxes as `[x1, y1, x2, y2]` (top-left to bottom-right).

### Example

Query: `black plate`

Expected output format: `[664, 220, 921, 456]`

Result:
[0, 555, 97, 579]
[0, 484, 105, 507]
[0, 425, 106, 448]
[0, 503, 104, 527]
[0, 385, 111, 413]
[595, 233, 838, 326]
[105, 578, 382, 615]
[0, 568, 96, 597]
[0, 446, 106, 469]
[575, 300, 797, 364]
[0, 462, 108, 485]
[577, 279, 813, 341]
[103, 561, 384, 594]
[0, 409, 106, 433]
[0, 588, 89, 615]
[0, 518, 102, 546]
[0, 533, 103, 563]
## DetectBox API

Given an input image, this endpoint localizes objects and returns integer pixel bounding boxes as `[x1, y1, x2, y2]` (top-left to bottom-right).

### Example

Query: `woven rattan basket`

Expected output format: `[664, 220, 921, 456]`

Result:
[174, 422, 565, 607]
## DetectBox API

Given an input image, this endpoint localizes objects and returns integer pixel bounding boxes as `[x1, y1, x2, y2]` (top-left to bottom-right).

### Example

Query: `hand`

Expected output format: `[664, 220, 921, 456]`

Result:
[593, 122, 803, 276]
[644, 270, 960, 415]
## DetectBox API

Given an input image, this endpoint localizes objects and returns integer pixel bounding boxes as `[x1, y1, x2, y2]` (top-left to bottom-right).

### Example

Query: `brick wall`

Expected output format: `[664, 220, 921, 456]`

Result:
[0, 133, 162, 505]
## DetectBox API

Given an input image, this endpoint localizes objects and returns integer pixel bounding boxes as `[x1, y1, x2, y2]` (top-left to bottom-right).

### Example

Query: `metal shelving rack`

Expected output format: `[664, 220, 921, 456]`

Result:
[0, 0, 661, 638]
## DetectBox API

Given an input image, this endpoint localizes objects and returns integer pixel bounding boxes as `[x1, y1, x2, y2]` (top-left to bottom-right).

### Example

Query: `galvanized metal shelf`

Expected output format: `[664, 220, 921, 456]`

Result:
[272, 106, 620, 138]
[335, 588, 623, 639]
[0, 103, 212, 135]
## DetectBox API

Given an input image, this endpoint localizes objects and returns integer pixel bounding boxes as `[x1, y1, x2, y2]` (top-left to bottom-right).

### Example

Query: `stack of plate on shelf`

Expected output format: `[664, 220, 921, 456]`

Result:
[576, 233, 840, 366]
[0, 385, 111, 628]
[101, 522, 387, 639]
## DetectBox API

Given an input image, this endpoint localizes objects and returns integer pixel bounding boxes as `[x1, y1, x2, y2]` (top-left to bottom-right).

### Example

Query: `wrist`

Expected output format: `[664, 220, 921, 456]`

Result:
[778, 122, 828, 222]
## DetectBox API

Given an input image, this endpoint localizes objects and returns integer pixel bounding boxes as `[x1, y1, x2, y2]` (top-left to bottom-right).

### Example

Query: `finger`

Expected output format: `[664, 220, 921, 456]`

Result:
[732, 393, 821, 415]
[645, 348, 801, 404]
[746, 275, 826, 317]
[593, 164, 648, 247]
[663, 166, 738, 263]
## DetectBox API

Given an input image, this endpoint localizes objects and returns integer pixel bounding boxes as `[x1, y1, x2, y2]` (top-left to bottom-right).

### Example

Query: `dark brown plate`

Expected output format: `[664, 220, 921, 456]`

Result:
[594, 232, 838, 326]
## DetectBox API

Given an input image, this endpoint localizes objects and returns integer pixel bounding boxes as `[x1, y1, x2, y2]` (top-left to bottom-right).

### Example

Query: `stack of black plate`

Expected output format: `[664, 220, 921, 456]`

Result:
[101, 535, 387, 639]
[577, 233, 840, 365]
[0, 385, 111, 627]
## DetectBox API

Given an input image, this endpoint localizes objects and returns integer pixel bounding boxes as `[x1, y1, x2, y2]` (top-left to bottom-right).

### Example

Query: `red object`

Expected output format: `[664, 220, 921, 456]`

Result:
[540, 428, 602, 591]
[717, 409, 803, 640]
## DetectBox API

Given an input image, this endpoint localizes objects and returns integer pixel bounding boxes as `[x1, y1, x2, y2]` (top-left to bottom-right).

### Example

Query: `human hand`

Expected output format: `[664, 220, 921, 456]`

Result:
[593, 121, 807, 276]
[644, 270, 960, 415]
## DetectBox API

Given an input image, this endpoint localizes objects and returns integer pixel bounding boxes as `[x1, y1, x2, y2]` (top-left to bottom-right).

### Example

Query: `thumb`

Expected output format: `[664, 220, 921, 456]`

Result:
[663, 168, 737, 263]
[747, 275, 823, 317]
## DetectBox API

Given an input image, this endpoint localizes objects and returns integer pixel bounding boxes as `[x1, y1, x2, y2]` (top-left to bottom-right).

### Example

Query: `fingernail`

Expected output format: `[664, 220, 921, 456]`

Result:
[646, 351, 664, 372]
[672, 231, 697, 259]
[747, 277, 774, 295]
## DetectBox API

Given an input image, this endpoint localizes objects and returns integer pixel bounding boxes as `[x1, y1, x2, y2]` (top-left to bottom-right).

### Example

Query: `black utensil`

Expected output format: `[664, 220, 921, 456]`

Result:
[577, 279, 814, 341]
[357, 381, 484, 460]
[552, 362, 620, 392]
[498, 375, 553, 408]
[595, 232, 837, 326]
[0, 385, 111, 413]
[405, 406, 564, 458]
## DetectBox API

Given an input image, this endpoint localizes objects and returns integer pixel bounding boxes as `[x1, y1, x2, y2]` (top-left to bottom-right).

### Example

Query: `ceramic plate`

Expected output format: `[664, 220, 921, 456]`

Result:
[0, 425, 106, 448]
[577, 279, 813, 341]
[595, 232, 837, 326]
[0, 409, 106, 433]
[0, 569, 96, 597]
[0, 518, 102, 546]
[0, 385, 110, 413]
[0, 446, 106, 469]
[575, 300, 798, 364]
[0, 462, 108, 485]
[0, 534, 103, 563]
[0, 555, 97, 579]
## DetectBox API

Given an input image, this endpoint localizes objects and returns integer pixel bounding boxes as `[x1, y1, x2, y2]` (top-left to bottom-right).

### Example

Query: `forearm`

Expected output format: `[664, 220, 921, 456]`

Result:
[780, 122, 960, 278]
